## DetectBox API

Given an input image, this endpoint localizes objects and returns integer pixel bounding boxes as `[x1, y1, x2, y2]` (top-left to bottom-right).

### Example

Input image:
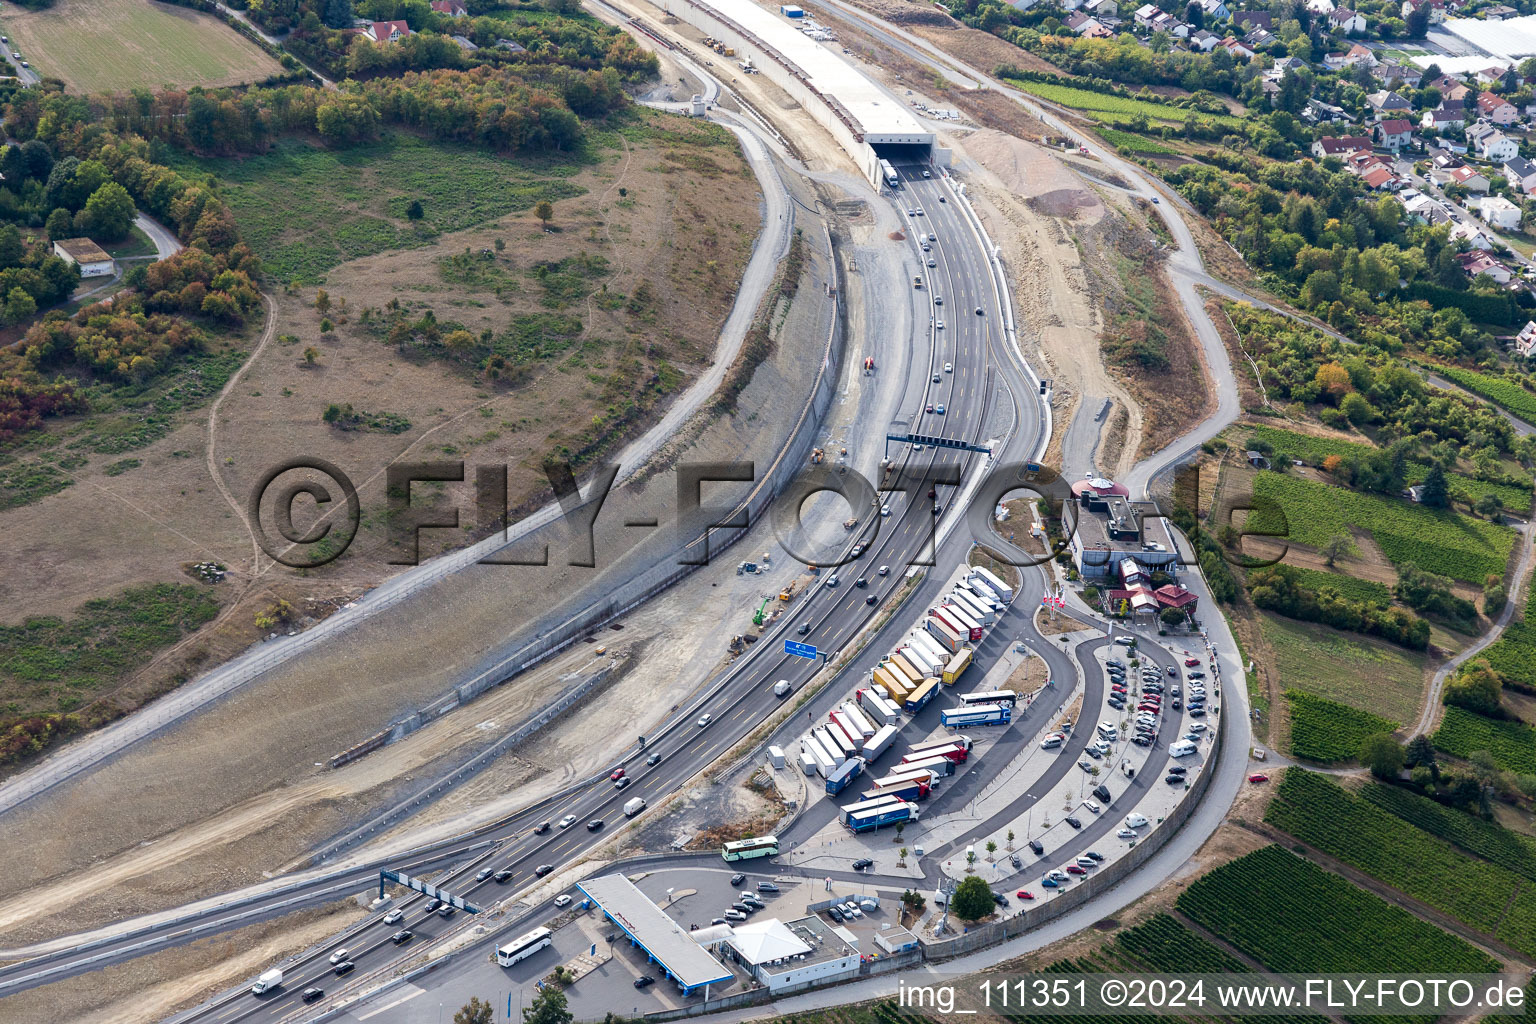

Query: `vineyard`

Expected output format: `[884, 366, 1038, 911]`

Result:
[1433, 364, 1536, 425]
[1264, 768, 1532, 950]
[1247, 471, 1515, 584]
[1241, 425, 1530, 513]
[1433, 706, 1536, 774]
[1480, 587, 1536, 691]
[1177, 845, 1501, 977]
[1362, 781, 1536, 879]
[1002, 78, 1245, 128]
[1094, 127, 1180, 155]
[1283, 690, 1398, 762]
[1279, 566, 1393, 606]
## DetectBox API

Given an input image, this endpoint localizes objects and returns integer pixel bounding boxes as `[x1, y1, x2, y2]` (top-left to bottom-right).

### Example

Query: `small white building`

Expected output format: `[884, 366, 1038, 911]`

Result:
[1513, 320, 1536, 357]
[1480, 194, 1523, 229]
[722, 917, 860, 993]
[52, 237, 114, 278]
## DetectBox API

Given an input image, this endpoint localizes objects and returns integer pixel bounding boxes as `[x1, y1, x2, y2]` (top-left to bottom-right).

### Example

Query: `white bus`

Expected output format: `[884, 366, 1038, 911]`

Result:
[497, 926, 553, 967]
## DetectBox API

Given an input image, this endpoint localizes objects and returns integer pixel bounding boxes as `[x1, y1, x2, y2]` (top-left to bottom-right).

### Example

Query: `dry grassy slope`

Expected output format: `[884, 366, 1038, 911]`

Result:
[0, 192, 836, 946]
[0, 119, 761, 792]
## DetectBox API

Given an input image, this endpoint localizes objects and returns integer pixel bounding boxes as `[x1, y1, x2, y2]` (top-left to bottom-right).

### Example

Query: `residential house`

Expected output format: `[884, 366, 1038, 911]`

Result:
[1484, 4, 1518, 18]
[1430, 150, 1464, 170]
[1475, 65, 1519, 88]
[1374, 61, 1423, 89]
[1480, 194, 1523, 229]
[429, 0, 469, 14]
[1476, 90, 1519, 125]
[1422, 105, 1467, 130]
[1065, 11, 1113, 34]
[1429, 135, 1469, 157]
[1304, 98, 1349, 122]
[1513, 320, 1536, 357]
[1402, 0, 1448, 21]
[1359, 163, 1400, 190]
[1376, 118, 1414, 151]
[1134, 3, 1162, 27]
[1345, 42, 1378, 65]
[353, 19, 410, 43]
[1236, 10, 1272, 29]
[449, 34, 478, 49]
[1305, 0, 1335, 13]
[1447, 163, 1492, 191]
[1084, 0, 1119, 16]
[1312, 135, 1373, 159]
[496, 37, 528, 52]
[1426, 73, 1471, 101]
[1271, 55, 1307, 75]
[1188, 28, 1220, 49]
[1328, 7, 1367, 32]
[1469, 122, 1520, 162]
[1244, 26, 1276, 47]
[52, 238, 114, 278]
[1506, 156, 1536, 194]
[1168, 18, 1192, 36]
[1402, 191, 1453, 225]
[1458, 250, 1513, 284]
[1450, 222, 1496, 251]
[1196, 0, 1229, 18]
[1367, 90, 1413, 119]
[1009, 0, 1043, 8]
[1220, 35, 1256, 59]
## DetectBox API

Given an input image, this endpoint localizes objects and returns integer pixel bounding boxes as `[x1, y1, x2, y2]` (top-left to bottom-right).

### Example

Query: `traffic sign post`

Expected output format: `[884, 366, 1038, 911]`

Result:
[784, 639, 819, 660]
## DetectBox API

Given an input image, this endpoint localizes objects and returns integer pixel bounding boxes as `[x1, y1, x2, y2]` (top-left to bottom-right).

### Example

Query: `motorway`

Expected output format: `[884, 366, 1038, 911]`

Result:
[0, 149, 1041, 1021]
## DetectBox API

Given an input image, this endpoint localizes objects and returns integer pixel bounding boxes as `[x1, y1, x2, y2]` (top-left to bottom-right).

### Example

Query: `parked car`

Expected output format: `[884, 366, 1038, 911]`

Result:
[992, 892, 1009, 907]
[730, 873, 746, 886]
[1029, 839, 1044, 855]
[1184, 658, 1201, 667]
[757, 881, 780, 893]
[852, 858, 874, 871]
[1017, 890, 1035, 900]
[1249, 773, 1270, 784]
[1117, 828, 1137, 840]
[1042, 877, 1060, 889]
[1065, 816, 1082, 829]
[827, 906, 844, 922]
[1085, 850, 1104, 862]
[1066, 865, 1086, 875]
[725, 909, 748, 921]
[635, 976, 657, 989]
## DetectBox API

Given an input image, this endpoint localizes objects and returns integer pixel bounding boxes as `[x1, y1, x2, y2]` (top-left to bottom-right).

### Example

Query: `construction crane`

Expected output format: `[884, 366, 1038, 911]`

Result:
[752, 597, 770, 626]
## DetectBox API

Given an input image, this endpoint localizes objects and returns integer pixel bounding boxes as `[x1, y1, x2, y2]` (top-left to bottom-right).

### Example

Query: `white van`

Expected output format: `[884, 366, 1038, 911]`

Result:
[1125, 812, 1149, 829]
[1040, 733, 1064, 750]
[1097, 723, 1116, 738]
[1169, 740, 1197, 758]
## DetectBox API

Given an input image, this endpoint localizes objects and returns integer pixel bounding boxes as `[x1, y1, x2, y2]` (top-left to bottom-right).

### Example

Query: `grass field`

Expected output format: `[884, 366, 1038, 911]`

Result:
[1002, 76, 1245, 128]
[1248, 470, 1515, 584]
[1262, 614, 1424, 722]
[2, 0, 281, 94]
[173, 134, 590, 283]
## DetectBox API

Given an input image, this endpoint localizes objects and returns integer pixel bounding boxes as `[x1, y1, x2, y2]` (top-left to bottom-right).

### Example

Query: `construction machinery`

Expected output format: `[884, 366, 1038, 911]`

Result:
[752, 597, 770, 626]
